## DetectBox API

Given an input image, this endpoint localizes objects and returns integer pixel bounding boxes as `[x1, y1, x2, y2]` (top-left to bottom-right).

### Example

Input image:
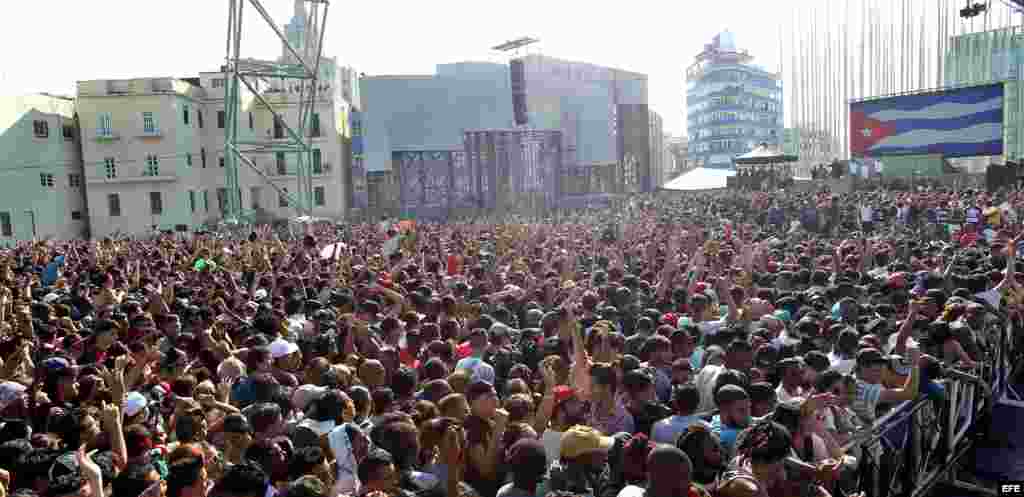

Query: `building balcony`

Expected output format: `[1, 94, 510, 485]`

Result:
[93, 132, 121, 142]
[87, 174, 177, 185]
[86, 165, 178, 185]
[138, 129, 164, 139]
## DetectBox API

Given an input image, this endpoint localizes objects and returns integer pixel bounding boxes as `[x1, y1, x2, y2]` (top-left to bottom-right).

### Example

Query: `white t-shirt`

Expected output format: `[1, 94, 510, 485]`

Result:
[541, 429, 564, 464]
[828, 352, 856, 375]
[695, 364, 725, 413]
[617, 486, 646, 497]
[975, 289, 1001, 310]
[861, 206, 874, 222]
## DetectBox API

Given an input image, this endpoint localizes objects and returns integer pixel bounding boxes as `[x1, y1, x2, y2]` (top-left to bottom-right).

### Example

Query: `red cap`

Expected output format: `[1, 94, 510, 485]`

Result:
[553, 385, 576, 406]
[887, 272, 907, 289]
[660, 313, 677, 326]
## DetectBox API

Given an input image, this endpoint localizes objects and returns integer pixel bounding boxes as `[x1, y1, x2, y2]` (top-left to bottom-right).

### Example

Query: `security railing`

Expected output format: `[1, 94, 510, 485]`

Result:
[838, 318, 1015, 497]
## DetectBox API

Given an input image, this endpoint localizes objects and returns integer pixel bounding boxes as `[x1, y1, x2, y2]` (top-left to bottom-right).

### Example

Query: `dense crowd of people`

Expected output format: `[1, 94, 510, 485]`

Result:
[0, 186, 1017, 497]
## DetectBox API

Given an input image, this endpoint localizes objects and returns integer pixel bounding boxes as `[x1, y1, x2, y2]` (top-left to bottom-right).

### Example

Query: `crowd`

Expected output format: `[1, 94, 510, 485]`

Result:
[0, 186, 1017, 497]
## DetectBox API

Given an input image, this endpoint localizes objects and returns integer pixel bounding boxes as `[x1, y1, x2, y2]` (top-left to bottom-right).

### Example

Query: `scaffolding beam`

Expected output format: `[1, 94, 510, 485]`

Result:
[223, 0, 330, 221]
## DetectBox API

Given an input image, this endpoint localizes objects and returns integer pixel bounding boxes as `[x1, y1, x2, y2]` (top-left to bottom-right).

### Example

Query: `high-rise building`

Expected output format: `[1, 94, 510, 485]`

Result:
[686, 31, 783, 169]
[75, 2, 357, 238]
[0, 94, 88, 241]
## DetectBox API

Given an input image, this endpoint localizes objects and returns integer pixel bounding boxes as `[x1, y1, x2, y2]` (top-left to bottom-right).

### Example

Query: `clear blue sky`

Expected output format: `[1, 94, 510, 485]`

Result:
[1, 0, 785, 136]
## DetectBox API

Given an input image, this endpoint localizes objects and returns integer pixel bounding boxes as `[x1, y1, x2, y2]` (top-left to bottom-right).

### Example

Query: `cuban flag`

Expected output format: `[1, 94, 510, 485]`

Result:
[850, 84, 1004, 158]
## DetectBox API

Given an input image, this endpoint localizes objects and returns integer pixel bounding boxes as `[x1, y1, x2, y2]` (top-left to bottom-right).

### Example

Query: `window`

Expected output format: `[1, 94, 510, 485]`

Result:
[279, 188, 289, 207]
[144, 155, 159, 176]
[311, 113, 321, 137]
[142, 112, 156, 134]
[312, 149, 322, 174]
[203, 190, 209, 211]
[62, 125, 75, 140]
[104, 158, 117, 178]
[149, 192, 163, 215]
[217, 111, 225, 129]
[68, 174, 81, 188]
[39, 173, 54, 188]
[108, 194, 121, 217]
[201, 148, 208, 168]
[217, 188, 227, 213]
[219, 156, 225, 168]
[186, 153, 193, 167]
[98, 113, 112, 137]
[183, 105, 190, 125]
[189, 191, 196, 213]
[198, 110, 204, 129]
[0, 213, 10, 237]
[273, 116, 284, 139]
[33, 120, 49, 138]
[276, 152, 286, 175]
[212, 78, 225, 88]
[314, 186, 325, 206]
[250, 187, 262, 209]
[249, 112, 254, 130]
[71, 211, 82, 221]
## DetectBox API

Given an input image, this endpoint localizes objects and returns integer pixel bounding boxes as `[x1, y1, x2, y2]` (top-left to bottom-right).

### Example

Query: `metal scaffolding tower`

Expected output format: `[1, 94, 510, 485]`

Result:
[222, 0, 329, 221]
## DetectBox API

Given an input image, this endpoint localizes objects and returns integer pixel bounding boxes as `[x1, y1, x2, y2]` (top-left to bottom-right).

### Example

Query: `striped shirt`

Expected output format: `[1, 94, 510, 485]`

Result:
[852, 379, 883, 425]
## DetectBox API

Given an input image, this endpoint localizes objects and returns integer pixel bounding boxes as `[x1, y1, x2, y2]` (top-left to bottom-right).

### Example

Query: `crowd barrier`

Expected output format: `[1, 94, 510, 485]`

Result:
[837, 318, 1017, 497]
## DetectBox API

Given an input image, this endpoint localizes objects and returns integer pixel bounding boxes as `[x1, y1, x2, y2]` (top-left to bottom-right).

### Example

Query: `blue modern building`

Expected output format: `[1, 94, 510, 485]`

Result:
[686, 31, 783, 169]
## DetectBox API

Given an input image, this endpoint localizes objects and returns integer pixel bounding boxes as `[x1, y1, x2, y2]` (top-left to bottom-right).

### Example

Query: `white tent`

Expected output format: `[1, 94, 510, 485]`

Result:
[662, 168, 736, 191]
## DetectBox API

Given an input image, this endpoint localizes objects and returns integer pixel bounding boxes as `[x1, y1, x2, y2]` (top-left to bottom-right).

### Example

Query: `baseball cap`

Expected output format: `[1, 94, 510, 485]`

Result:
[560, 425, 614, 459]
[553, 385, 576, 408]
[124, 391, 149, 418]
[268, 338, 299, 360]
[715, 384, 750, 405]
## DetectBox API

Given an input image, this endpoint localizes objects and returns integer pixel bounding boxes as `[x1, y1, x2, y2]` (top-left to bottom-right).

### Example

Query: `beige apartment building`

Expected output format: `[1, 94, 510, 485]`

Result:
[0, 94, 88, 241]
[75, 3, 353, 238]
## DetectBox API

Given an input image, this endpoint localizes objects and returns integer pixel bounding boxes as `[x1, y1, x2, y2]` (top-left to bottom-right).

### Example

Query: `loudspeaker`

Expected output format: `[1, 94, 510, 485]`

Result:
[510, 59, 528, 126]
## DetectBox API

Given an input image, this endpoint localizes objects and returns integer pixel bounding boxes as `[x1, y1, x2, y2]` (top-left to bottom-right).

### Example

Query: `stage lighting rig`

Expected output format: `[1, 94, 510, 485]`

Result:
[960, 0, 988, 18]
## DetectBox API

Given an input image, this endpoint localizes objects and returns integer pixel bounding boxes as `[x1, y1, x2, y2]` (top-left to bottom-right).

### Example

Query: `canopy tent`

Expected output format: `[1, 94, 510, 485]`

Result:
[733, 143, 798, 165]
[662, 167, 736, 191]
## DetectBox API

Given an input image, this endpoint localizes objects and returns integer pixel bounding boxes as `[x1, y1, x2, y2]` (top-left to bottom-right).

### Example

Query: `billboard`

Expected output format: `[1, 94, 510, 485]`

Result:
[850, 84, 1004, 158]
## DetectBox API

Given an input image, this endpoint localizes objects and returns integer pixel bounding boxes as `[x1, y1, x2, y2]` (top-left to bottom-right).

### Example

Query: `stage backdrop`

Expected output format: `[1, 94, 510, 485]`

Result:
[850, 83, 1005, 158]
[392, 150, 468, 219]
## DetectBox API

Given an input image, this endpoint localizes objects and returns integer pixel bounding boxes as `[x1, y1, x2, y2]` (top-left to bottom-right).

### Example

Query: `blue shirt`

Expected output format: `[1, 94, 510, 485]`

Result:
[42, 255, 65, 286]
[711, 415, 742, 457]
[651, 415, 702, 445]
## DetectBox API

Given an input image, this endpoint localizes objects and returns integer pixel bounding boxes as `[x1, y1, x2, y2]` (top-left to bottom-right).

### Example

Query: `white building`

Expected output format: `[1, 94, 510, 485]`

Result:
[75, 2, 355, 238]
[0, 94, 88, 241]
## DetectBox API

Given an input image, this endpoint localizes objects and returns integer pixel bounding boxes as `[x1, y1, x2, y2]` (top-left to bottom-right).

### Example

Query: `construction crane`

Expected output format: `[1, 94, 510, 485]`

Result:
[222, 0, 329, 222]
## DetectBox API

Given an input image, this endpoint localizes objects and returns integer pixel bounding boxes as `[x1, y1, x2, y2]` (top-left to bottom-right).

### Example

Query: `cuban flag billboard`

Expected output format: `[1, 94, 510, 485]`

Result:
[850, 84, 1004, 158]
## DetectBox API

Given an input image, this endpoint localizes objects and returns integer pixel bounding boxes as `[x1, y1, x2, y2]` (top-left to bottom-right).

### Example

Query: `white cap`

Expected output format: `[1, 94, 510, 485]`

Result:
[42, 293, 60, 304]
[253, 289, 268, 302]
[269, 338, 299, 359]
[124, 391, 148, 418]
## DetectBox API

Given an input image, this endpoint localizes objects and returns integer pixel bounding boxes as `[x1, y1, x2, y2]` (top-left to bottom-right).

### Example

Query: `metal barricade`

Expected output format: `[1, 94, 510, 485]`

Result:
[837, 320, 1014, 497]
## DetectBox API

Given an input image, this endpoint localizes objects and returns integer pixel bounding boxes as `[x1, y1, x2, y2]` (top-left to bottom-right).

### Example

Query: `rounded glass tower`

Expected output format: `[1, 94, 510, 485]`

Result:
[686, 31, 783, 169]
